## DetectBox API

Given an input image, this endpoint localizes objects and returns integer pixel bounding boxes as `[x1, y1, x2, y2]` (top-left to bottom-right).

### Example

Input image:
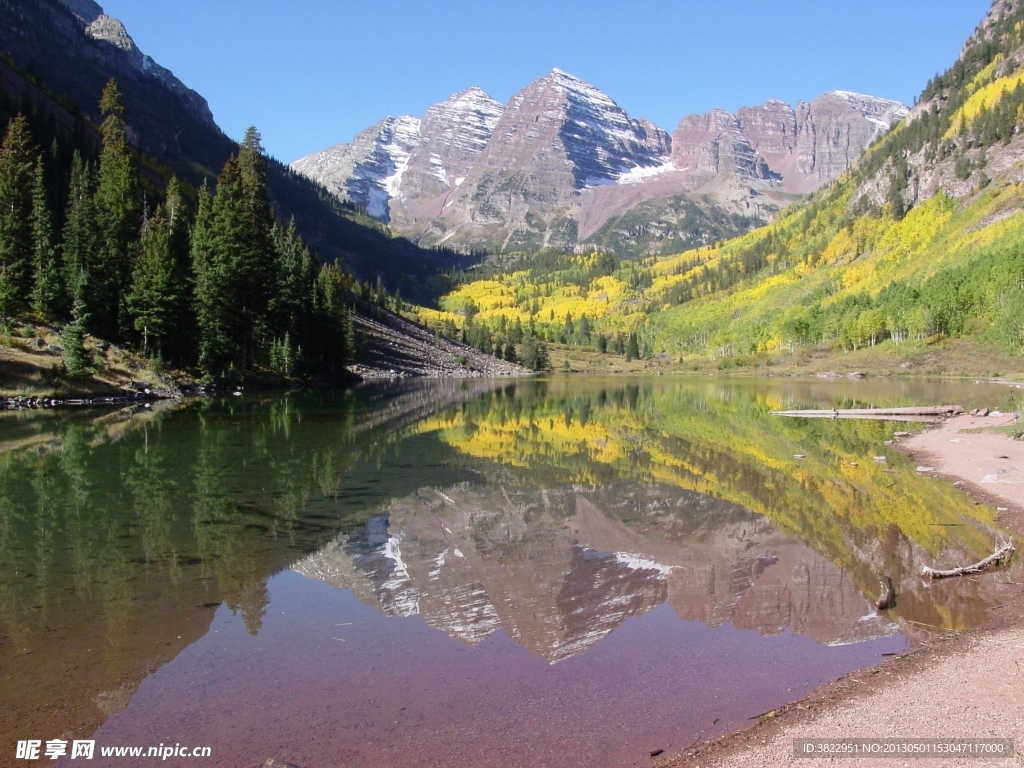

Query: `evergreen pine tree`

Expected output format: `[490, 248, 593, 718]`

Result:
[62, 151, 99, 308]
[0, 115, 37, 320]
[273, 217, 316, 352]
[535, 340, 551, 371]
[192, 181, 231, 374]
[60, 295, 91, 378]
[207, 156, 251, 371]
[127, 205, 177, 358]
[93, 80, 142, 340]
[30, 156, 66, 321]
[162, 176, 194, 364]
[577, 314, 591, 343]
[625, 332, 640, 361]
[234, 127, 277, 366]
[519, 335, 539, 370]
[313, 261, 355, 371]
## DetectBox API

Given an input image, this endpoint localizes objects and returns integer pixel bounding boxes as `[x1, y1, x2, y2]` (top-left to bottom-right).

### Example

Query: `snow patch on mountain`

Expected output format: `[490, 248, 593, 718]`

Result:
[544, 68, 672, 188]
[613, 552, 674, 576]
[825, 90, 909, 131]
[380, 534, 420, 617]
[617, 158, 676, 185]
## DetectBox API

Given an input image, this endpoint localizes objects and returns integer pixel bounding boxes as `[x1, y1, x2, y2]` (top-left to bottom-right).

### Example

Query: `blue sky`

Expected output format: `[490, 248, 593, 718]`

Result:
[99, 0, 992, 163]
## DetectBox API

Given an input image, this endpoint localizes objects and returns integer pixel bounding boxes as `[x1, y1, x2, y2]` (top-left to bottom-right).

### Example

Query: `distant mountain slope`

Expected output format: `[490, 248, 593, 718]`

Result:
[643, 0, 1024, 360]
[293, 71, 905, 257]
[0, 0, 471, 300]
[291, 87, 505, 226]
[421, 0, 1024, 368]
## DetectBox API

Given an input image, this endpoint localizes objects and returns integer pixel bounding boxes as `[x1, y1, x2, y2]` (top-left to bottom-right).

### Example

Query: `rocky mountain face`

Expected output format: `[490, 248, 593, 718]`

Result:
[290, 87, 504, 223]
[0, 0, 223, 166]
[293, 482, 892, 662]
[293, 72, 906, 256]
[83, 14, 215, 125]
[418, 69, 674, 253]
[58, 0, 215, 126]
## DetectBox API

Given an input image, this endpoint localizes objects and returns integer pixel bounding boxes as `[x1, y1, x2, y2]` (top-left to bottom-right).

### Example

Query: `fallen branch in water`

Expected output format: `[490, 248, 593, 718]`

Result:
[771, 405, 963, 421]
[921, 538, 1015, 579]
[876, 576, 896, 610]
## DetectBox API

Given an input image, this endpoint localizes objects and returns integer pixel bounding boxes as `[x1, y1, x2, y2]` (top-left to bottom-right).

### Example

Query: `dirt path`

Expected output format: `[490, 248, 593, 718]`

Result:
[659, 412, 1024, 768]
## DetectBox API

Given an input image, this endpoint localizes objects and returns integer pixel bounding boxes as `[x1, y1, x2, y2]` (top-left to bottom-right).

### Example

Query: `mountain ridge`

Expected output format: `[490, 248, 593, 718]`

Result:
[293, 72, 906, 257]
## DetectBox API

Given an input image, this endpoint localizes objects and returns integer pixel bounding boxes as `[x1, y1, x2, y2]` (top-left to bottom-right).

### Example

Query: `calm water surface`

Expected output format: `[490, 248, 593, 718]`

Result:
[1, 377, 1020, 767]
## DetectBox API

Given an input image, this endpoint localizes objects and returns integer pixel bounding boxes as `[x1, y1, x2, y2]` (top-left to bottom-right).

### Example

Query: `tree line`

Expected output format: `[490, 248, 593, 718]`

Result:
[0, 80, 356, 378]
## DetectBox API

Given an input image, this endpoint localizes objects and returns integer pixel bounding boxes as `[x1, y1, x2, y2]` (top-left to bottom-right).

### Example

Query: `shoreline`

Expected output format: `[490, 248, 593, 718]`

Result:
[658, 411, 1024, 767]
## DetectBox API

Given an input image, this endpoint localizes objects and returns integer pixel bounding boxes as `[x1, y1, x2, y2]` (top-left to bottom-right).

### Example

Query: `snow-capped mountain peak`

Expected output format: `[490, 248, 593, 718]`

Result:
[292, 71, 907, 254]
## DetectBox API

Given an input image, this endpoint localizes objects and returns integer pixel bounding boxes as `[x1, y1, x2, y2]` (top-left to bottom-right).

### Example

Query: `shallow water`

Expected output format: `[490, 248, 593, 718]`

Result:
[1, 377, 1019, 767]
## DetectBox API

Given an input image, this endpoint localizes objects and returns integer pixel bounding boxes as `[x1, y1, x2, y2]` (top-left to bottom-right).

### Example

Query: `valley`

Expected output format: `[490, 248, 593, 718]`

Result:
[1, 1, 1023, 767]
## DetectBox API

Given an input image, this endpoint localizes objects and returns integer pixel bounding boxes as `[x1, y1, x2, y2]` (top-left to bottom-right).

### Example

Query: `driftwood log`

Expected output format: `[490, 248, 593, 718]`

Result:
[921, 539, 1016, 579]
[876, 576, 896, 610]
[771, 406, 963, 421]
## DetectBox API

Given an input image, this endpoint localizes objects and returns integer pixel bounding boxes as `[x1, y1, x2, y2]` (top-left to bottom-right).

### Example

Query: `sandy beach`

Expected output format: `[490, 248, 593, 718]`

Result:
[660, 403, 1024, 768]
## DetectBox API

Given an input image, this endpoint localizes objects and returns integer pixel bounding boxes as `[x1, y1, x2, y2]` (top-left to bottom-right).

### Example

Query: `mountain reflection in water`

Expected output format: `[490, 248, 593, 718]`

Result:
[295, 482, 895, 663]
[0, 376, 1020, 766]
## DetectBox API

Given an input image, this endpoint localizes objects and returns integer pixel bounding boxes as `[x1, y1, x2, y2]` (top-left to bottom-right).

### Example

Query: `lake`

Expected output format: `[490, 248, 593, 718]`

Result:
[1, 376, 1020, 767]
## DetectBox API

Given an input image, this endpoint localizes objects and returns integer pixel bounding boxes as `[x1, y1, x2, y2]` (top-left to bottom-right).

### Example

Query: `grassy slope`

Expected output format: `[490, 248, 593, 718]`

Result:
[650, 179, 1024, 358]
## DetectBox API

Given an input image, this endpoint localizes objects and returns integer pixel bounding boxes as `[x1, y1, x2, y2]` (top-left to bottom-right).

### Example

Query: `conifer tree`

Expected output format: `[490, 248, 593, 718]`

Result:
[192, 181, 231, 374]
[61, 295, 91, 378]
[62, 151, 99, 307]
[30, 156, 65, 321]
[0, 115, 36, 319]
[535, 340, 551, 370]
[235, 127, 277, 365]
[313, 261, 354, 372]
[93, 80, 141, 340]
[207, 156, 250, 370]
[161, 176, 194, 363]
[127, 205, 177, 358]
[274, 217, 316, 349]
[625, 332, 640, 361]
[200, 128, 277, 370]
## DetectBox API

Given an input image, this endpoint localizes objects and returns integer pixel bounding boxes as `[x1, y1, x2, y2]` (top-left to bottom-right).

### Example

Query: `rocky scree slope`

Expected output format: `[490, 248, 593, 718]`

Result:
[293, 70, 906, 256]
[349, 305, 528, 379]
